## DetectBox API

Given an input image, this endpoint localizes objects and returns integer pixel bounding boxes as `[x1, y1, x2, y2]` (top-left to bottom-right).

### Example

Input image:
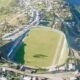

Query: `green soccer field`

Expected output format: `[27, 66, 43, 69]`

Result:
[14, 27, 68, 67]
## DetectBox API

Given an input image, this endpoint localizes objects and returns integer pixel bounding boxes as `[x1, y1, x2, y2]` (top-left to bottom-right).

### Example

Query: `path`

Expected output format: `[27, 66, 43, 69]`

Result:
[0, 66, 75, 80]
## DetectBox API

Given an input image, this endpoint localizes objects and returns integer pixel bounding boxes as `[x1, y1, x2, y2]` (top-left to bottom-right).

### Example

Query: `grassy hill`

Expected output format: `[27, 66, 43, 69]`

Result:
[0, 0, 12, 8]
[0, 0, 18, 22]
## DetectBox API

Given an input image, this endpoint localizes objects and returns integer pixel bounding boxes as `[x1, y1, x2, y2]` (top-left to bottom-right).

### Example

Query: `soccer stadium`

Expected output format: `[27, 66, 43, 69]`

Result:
[13, 27, 69, 68]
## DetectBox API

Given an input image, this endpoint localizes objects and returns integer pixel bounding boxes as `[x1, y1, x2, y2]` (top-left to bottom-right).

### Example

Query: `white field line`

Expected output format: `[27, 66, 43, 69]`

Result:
[52, 35, 63, 67]
[60, 38, 66, 58]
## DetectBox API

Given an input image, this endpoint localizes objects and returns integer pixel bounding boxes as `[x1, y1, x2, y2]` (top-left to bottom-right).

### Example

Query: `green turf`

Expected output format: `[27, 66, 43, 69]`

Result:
[14, 27, 66, 67]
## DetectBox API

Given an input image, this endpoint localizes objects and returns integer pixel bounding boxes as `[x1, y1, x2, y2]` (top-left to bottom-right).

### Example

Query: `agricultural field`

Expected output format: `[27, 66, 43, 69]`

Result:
[14, 27, 68, 68]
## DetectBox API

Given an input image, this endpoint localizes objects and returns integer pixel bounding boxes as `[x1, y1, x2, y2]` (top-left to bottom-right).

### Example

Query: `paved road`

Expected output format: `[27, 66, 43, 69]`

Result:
[0, 66, 75, 80]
